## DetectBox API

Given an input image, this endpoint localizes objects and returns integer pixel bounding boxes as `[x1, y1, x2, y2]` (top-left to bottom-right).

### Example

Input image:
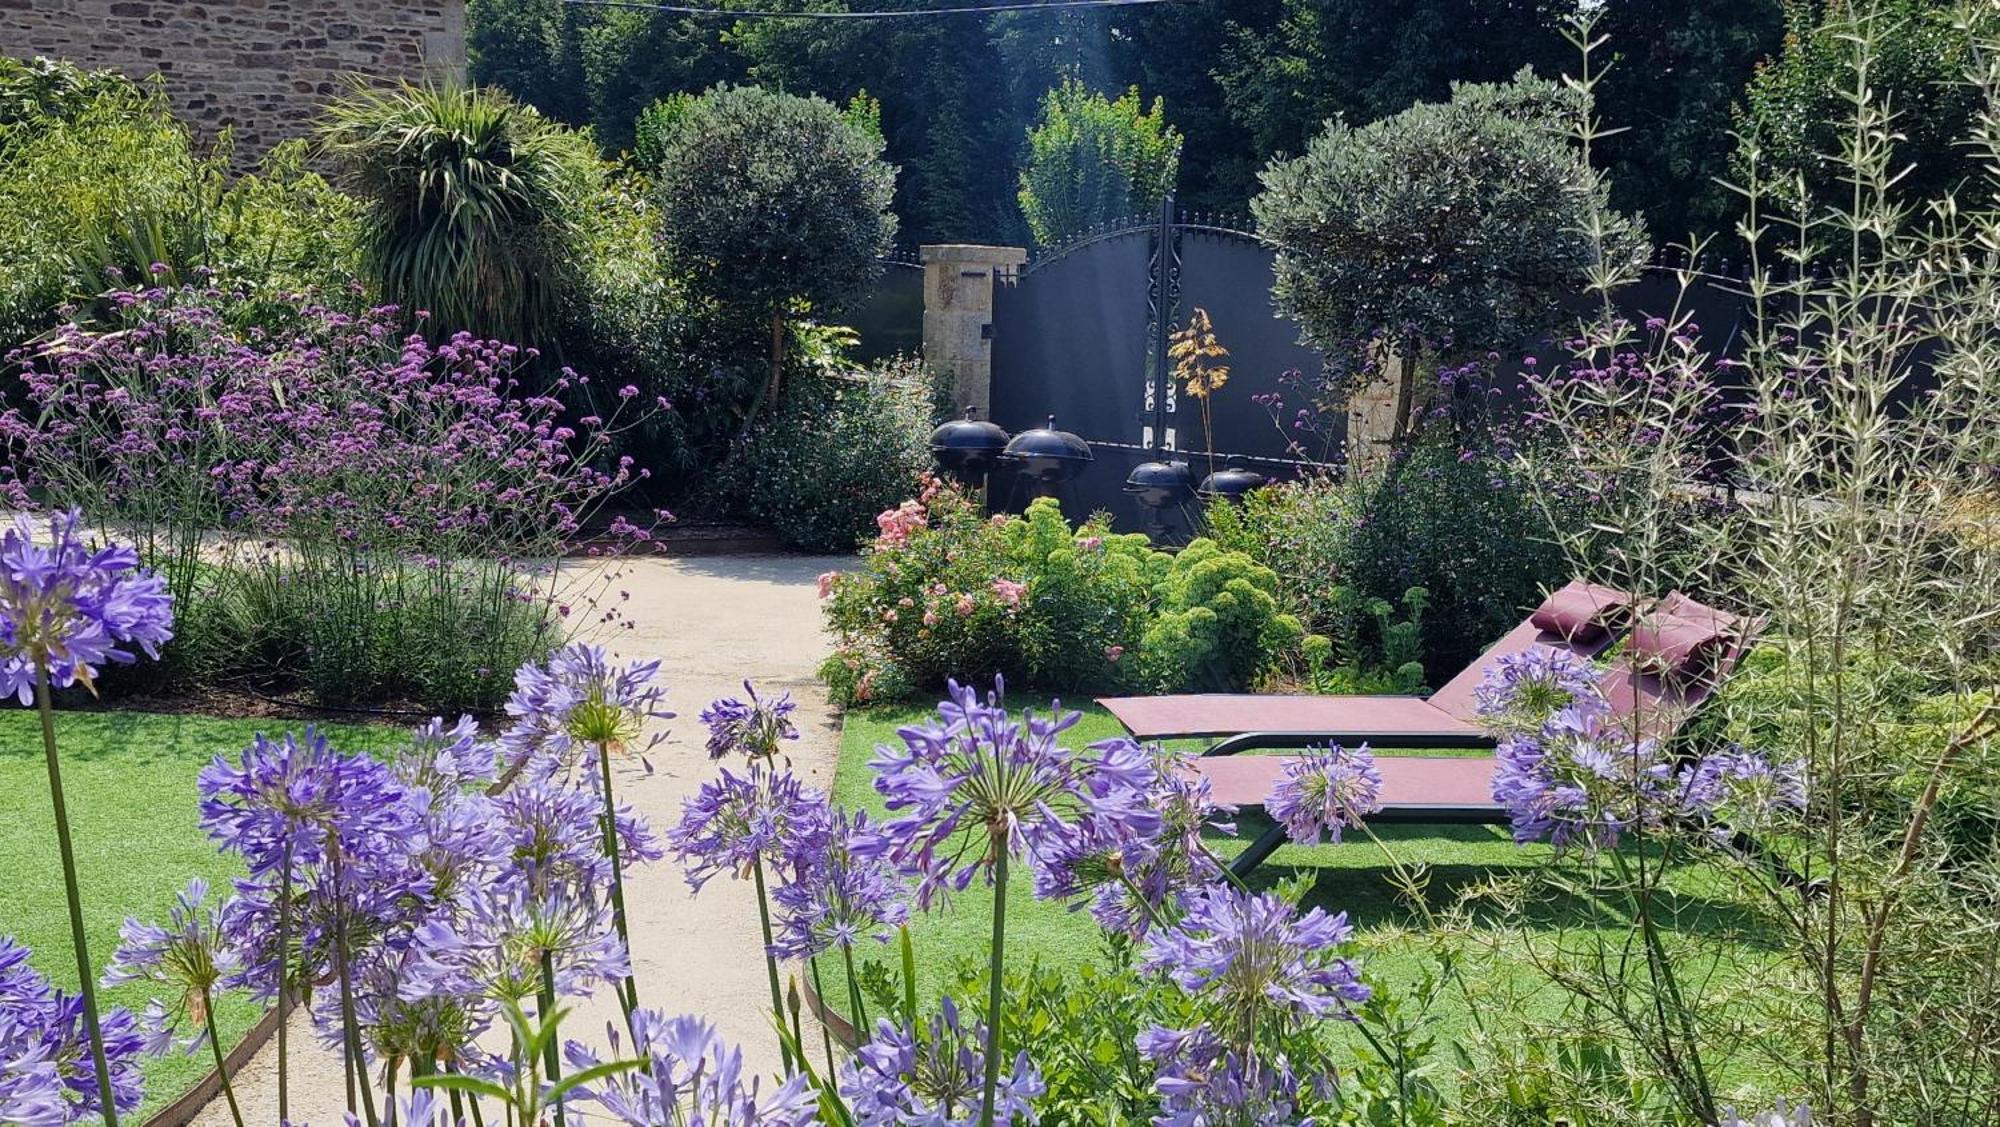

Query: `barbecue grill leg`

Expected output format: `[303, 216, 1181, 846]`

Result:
[1228, 823, 1289, 881]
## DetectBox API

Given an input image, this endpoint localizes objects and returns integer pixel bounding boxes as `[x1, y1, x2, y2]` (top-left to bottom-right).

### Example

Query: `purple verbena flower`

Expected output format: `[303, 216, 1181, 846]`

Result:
[0, 510, 173, 704]
[1265, 744, 1382, 845]
[840, 997, 1045, 1126]
[700, 681, 800, 761]
[565, 1010, 817, 1127]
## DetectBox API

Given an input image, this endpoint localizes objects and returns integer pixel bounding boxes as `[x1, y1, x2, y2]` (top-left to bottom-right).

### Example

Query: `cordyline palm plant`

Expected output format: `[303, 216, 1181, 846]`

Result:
[1495, 5, 2000, 1123]
[319, 81, 598, 348]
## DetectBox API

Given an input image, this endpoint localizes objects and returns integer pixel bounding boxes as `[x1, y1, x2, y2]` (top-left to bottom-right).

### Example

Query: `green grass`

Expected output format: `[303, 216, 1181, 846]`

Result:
[0, 707, 398, 1119]
[821, 698, 1782, 1069]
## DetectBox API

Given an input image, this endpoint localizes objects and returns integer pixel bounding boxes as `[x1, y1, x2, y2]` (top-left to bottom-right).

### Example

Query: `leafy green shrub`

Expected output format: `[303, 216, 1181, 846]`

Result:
[648, 84, 897, 426]
[1018, 78, 1182, 247]
[725, 357, 944, 552]
[819, 485, 1300, 705]
[320, 81, 603, 346]
[1137, 539, 1303, 693]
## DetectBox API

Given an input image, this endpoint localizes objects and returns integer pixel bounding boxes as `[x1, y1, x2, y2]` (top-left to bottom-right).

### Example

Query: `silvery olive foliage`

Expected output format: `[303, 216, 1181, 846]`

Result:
[1253, 67, 1649, 366]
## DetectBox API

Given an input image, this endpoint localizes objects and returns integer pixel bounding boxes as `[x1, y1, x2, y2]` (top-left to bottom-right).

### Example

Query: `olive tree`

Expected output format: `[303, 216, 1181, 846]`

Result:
[1252, 68, 1647, 444]
[650, 84, 897, 426]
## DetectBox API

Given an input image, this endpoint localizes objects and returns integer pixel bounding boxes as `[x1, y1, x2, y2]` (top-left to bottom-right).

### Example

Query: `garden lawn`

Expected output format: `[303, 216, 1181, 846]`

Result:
[823, 698, 1783, 1071]
[0, 708, 398, 1119]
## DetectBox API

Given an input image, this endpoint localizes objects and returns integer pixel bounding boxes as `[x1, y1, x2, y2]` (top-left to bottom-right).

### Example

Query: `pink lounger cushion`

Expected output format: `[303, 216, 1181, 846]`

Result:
[1529, 581, 1634, 643]
[1191, 754, 1498, 813]
[1098, 693, 1478, 743]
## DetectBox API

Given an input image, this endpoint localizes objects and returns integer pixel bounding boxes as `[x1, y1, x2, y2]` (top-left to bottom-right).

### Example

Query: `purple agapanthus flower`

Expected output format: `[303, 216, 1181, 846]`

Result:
[1136, 1025, 1320, 1127]
[1142, 885, 1370, 1028]
[841, 997, 1045, 1126]
[1490, 704, 1693, 848]
[197, 727, 417, 881]
[769, 809, 909, 959]
[0, 509, 173, 704]
[403, 884, 630, 1008]
[1265, 744, 1383, 845]
[0, 937, 147, 1119]
[397, 715, 498, 795]
[868, 678, 1159, 908]
[564, 1010, 817, 1127]
[1678, 747, 1807, 844]
[668, 765, 831, 891]
[491, 778, 614, 896]
[1473, 648, 1606, 736]
[103, 878, 240, 1055]
[1720, 1099, 1813, 1127]
[498, 643, 671, 775]
[700, 681, 801, 761]
[1035, 746, 1236, 940]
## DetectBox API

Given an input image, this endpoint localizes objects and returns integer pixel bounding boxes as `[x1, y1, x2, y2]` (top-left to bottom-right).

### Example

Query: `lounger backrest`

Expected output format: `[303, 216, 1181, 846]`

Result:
[1599, 591, 1765, 741]
[1426, 579, 1635, 723]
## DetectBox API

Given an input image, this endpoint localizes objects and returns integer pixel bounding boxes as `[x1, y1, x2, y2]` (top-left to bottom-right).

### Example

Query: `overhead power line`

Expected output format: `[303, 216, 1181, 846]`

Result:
[562, 0, 1185, 19]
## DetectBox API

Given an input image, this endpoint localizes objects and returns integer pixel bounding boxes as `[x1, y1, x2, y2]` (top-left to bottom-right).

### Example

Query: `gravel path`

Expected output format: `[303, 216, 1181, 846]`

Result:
[189, 553, 849, 1126]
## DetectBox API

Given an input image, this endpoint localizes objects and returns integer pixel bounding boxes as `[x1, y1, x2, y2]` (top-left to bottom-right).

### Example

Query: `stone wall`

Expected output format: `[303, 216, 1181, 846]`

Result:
[1, 0, 466, 160]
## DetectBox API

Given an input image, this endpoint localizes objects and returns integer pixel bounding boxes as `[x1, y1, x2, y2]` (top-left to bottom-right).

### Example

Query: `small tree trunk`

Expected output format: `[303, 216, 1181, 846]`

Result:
[738, 310, 788, 440]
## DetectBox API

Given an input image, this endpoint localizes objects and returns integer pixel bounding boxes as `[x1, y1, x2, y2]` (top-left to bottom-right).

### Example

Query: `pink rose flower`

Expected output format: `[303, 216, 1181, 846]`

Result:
[1106, 644, 1125, 662]
[992, 578, 1027, 608]
[816, 571, 838, 599]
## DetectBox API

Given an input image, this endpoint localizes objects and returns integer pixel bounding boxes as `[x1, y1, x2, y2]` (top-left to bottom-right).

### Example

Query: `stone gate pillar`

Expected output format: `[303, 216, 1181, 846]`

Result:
[921, 244, 1027, 417]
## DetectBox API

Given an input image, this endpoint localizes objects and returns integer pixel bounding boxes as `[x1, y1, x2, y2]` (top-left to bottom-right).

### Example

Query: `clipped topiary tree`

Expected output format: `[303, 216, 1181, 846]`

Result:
[1018, 78, 1182, 247]
[649, 84, 898, 427]
[1252, 68, 1647, 444]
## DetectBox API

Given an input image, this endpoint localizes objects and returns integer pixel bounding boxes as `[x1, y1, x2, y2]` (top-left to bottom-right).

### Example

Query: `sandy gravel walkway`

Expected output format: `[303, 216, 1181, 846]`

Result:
[190, 553, 849, 1126]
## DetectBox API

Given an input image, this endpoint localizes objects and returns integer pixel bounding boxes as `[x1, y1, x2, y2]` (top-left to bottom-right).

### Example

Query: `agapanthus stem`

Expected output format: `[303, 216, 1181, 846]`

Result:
[899, 926, 918, 1026]
[203, 987, 246, 1127]
[276, 851, 293, 1124]
[35, 667, 120, 1126]
[595, 741, 639, 1026]
[978, 849, 1009, 1127]
[841, 944, 871, 1043]
[538, 951, 566, 1127]
[751, 856, 795, 1074]
[807, 958, 838, 1077]
[330, 849, 379, 1127]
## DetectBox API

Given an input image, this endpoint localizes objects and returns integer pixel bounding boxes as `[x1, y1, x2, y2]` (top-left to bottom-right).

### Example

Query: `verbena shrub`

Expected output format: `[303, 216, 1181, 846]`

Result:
[723, 357, 944, 552]
[819, 481, 1301, 705]
[0, 284, 657, 709]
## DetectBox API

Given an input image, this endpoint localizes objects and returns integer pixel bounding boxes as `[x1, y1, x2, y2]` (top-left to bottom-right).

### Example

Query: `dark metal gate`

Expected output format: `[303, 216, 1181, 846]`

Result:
[989, 198, 1329, 534]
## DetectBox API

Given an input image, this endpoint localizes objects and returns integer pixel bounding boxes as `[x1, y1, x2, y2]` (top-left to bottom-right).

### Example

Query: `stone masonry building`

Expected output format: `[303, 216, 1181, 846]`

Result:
[2, 0, 467, 160]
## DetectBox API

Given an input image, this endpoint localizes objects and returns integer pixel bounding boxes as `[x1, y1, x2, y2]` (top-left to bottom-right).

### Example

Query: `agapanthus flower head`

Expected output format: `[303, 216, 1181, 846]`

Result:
[1681, 747, 1807, 843]
[1265, 744, 1382, 846]
[565, 1009, 817, 1127]
[868, 678, 1158, 908]
[1142, 885, 1369, 1033]
[700, 681, 800, 761]
[1036, 746, 1235, 940]
[1137, 1024, 1317, 1127]
[344, 1089, 464, 1127]
[668, 764, 831, 891]
[103, 878, 241, 1054]
[397, 715, 497, 794]
[0, 509, 173, 704]
[1490, 704, 1692, 849]
[403, 883, 630, 1008]
[313, 951, 482, 1074]
[841, 997, 1045, 1126]
[198, 727, 417, 880]
[491, 778, 614, 897]
[498, 643, 671, 773]
[1473, 647, 1607, 736]
[0, 936, 148, 1119]
[770, 809, 909, 959]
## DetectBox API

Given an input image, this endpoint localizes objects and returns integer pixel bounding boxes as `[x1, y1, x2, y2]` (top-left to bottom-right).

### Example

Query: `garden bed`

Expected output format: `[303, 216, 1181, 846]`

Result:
[0, 709, 395, 1119]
